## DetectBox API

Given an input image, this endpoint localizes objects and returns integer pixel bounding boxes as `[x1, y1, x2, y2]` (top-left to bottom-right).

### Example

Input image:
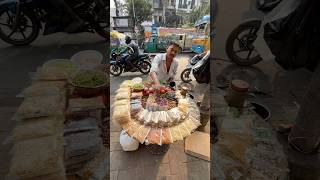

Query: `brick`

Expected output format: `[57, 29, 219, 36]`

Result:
[170, 141, 201, 163]
[156, 175, 180, 180]
[143, 163, 171, 178]
[137, 145, 170, 166]
[117, 167, 144, 180]
[178, 161, 210, 180]
[110, 121, 122, 132]
[110, 170, 118, 180]
[110, 132, 121, 143]
[110, 142, 122, 152]
[110, 150, 143, 171]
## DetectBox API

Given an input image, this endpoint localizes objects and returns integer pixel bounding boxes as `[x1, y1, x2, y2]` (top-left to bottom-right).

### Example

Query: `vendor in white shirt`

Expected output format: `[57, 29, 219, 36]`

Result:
[150, 41, 181, 86]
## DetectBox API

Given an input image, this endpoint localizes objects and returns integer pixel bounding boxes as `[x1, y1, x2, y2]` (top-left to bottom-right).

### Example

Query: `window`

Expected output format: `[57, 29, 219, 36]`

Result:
[179, 36, 183, 40]
[153, 16, 157, 24]
[159, 16, 163, 23]
[171, 0, 175, 6]
[183, 0, 187, 8]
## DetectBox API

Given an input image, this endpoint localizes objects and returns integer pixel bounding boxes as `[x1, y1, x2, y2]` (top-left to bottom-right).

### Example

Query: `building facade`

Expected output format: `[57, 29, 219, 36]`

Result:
[151, 0, 208, 27]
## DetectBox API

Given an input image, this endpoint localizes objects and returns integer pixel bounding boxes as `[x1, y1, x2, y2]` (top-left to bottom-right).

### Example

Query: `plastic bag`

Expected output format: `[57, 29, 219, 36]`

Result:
[112, 104, 130, 124]
[115, 92, 130, 100]
[132, 125, 150, 143]
[12, 116, 63, 142]
[119, 130, 139, 151]
[146, 128, 162, 145]
[34, 59, 78, 81]
[8, 136, 65, 178]
[19, 81, 66, 97]
[14, 95, 64, 120]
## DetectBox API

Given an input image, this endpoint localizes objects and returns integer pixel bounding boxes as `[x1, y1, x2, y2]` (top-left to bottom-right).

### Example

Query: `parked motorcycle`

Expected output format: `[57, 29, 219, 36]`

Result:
[180, 51, 210, 83]
[225, 0, 282, 66]
[0, 0, 108, 46]
[110, 46, 151, 76]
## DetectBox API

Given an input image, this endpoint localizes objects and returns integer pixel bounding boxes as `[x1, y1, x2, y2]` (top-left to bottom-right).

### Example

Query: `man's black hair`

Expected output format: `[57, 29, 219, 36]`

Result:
[168, 41, 181, 48]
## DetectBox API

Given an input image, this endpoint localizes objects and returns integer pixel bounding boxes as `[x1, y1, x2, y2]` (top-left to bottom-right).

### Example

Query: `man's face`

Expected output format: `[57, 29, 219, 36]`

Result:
[166, 45, 180, 59]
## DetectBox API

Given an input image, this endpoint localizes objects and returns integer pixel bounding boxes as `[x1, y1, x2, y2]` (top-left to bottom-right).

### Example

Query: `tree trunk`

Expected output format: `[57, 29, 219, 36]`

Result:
[163, 0, 167, 26]
[114, 0, 119, 16]
[289, 63, 320, 153]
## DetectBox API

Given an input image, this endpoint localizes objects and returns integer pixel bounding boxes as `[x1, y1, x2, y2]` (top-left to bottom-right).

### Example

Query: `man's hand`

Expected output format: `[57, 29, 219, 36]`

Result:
[167, 77, 174, 83]
[150, 72, 161, 86]
[154, 80, 161, 87]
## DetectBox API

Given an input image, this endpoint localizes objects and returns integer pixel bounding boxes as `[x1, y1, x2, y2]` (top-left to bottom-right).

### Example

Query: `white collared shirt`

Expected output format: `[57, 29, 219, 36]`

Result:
[150, 53, 179, 81]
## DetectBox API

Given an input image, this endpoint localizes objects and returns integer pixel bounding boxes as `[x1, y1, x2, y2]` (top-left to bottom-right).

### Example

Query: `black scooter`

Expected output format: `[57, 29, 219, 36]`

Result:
[110, 46, 152, 76]
[0, 0, 108, 46]
[225, 0, 282, 66]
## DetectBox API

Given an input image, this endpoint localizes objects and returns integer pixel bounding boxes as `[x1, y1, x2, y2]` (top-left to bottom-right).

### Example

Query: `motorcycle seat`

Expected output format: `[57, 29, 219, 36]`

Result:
[137, 54, 149, 58]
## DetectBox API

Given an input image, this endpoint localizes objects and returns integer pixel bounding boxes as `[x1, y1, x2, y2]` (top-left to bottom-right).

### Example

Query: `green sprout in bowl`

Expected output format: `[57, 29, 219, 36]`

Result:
[72, 70, 107, 88]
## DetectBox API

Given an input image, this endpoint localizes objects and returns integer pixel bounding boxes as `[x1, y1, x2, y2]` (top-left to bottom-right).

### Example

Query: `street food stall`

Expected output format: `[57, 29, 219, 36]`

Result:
[112, 78, 201, 153]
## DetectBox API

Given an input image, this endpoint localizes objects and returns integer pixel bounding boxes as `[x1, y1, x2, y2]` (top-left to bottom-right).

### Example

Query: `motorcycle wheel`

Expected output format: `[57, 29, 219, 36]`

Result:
[0, 9, 39, 46]
[110, 64, 122, 76]
[138, 60, 151, 75]
[226, 20, 262, 66]
[181, 68, 192, 83]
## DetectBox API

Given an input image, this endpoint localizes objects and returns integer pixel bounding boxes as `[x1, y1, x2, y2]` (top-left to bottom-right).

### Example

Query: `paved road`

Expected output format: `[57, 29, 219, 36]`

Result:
[0, 32, 106, 178]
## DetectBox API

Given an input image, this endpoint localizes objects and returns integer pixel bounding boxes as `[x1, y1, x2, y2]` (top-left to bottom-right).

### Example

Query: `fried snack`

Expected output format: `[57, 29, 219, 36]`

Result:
[146, 128, 161, 145]
[178, 123, 190, 138]
[12, 116, 61, 142]
[176, 109, 187, 121]
[132, 125, 151, 143]
[188, 116, 201, 127]
[150, 111, 160, 125]
[175, 90, 183, 99]
[130, 103, 142, 117]
[115, 91, 130, 100]
[158, 111, 167, 127]
[116, 87, 130, 93]
[161, 128, 172, 144]
[159, 129, 163, 145]
[178, 99, 189, 113]
[113, 99, 130, 107]
[14, 95, 64, 120]
[144, 111, 153, 126]
[126, 121, 140, 137]
[137, 109, 148, 123]
[188, 110, 200, 120]
[112, 104, 130, 124]
[167, 108, 180, 122]
[121, 118, 135, 131]
[183, 118, 198, 132]
[120, 80, 133, 88]
[170, 125, 183, 141]
[165, 112, 174, 126]
[9, 136, 64, 179]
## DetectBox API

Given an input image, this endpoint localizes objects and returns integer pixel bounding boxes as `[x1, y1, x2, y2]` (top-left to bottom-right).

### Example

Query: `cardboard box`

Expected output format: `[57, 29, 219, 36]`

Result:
[185, 131, 210, 161]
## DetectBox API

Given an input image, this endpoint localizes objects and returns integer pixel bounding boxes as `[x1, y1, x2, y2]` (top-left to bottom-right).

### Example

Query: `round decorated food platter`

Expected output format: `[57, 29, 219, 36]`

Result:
[112, 78, 201, 145]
